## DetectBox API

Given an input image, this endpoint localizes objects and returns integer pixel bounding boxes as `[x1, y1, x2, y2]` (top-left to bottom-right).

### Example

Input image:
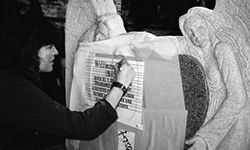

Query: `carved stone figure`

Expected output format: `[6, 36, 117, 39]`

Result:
[178, 6, 250, 150]
[65, 0, 250, 149]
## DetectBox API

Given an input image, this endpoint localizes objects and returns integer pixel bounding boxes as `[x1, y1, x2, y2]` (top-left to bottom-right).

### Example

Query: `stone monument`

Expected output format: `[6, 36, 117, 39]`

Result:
[65, 0, 250, 149]
[176, 2, 250, 149]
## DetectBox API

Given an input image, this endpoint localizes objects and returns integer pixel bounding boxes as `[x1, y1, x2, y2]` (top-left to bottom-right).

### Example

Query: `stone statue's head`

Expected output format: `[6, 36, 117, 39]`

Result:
[182, 15, 210, 48]
[179, 7, 229, 49]
[179, 7, 213, 48]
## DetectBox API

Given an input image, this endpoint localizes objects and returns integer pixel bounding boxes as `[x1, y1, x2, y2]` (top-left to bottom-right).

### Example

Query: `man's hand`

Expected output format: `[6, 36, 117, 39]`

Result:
[114, 58, 135, 88]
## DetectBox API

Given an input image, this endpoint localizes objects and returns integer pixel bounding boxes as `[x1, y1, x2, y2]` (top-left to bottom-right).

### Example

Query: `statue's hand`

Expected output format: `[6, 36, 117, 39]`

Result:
[185, 136, 208, 150]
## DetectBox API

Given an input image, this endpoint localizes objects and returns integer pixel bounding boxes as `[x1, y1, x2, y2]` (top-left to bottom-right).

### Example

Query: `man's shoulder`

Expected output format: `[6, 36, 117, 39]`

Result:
[0, 70, 47, 104]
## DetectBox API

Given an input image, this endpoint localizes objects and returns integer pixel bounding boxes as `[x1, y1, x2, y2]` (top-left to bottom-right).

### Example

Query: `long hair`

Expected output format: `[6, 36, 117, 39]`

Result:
[0, 16, 62, 87]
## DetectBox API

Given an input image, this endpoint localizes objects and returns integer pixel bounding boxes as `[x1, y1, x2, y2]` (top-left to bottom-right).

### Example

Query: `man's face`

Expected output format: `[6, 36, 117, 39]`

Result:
[38, 45, 58, 72]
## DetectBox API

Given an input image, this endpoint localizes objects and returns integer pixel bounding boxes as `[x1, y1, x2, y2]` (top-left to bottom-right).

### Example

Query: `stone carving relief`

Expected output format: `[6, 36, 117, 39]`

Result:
[177, 5, 250, 149]
[65, 0, 250, 149]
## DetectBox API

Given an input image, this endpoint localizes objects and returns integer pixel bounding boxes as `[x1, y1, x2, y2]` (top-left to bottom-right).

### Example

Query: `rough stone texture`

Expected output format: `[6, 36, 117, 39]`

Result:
[179, 54, 209, 149]
[178, 54, 209, 139]
[177, 2, 250, 149]
[66, 0, 250, 149]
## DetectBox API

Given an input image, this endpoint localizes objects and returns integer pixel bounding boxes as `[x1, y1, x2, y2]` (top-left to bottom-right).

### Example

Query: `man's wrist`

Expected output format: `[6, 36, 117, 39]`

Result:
[111, 81, 128, 97]
[105, 86, 123, 109]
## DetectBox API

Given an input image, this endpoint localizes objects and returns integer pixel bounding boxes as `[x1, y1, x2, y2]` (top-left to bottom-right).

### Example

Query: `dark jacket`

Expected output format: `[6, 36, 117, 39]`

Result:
[0, 70, 118, 149]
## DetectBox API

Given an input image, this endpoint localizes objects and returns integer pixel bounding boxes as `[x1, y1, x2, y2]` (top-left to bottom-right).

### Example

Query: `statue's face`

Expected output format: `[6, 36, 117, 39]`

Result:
[184, 15, 210, 48]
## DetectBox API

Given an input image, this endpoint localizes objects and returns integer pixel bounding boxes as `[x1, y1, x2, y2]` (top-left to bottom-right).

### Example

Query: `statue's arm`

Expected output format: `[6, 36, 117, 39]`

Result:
[196, 42, 246, 149]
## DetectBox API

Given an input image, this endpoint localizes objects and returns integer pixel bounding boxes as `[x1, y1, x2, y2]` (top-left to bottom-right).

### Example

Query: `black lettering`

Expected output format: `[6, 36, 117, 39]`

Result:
[94, 81, 111, 88]
[93, 91, 104, 97]
[95, 60, 114, 69]
[92, 86, 108, 93]
[105, 70, 115, 78]
[125, 99, 132, 104]
[107, 64, 114, 69]
[125, 142, 133, 150]
[118, 130, 133, 150]
[119, 103, 128, 109]
[94, 76, 102, 81]
[126, 93, 134, 99]
[120, 98, 125, 102]
[110, 78, 114, 83]
[95, 60, 106, 68]
[94, 76, 114, 83]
